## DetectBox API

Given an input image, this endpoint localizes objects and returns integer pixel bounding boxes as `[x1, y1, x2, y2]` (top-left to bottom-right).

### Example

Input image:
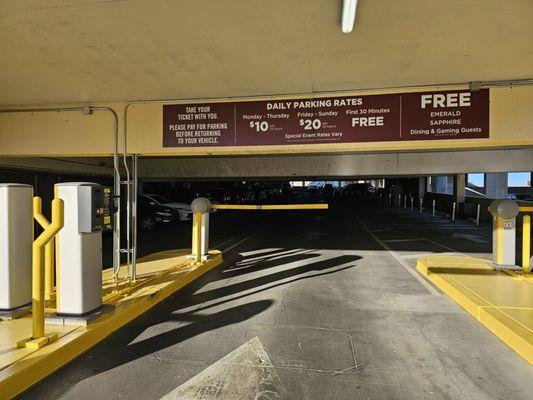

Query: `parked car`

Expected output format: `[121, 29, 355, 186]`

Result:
[307, 184, 319, 193]
[508, 193, 533, 202]
[322, 183, 334, 196]
[142, 194, 193, 221]
[138, 195, 179, 231]
[340, 183, 372, 198]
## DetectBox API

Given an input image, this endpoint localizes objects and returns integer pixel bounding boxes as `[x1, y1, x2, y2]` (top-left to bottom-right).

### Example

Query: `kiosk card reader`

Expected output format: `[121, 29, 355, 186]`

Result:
[55, 183, 105, 315]
[488, 199, 520, 268]
[0, 183, 33, 311]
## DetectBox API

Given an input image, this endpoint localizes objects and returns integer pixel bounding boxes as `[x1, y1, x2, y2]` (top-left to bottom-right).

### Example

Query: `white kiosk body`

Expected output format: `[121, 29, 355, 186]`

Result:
[0, 183, 33, 310]
[55, 183, 104, 315]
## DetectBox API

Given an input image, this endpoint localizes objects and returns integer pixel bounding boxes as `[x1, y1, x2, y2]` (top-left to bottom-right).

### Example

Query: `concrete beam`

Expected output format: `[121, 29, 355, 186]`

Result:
[0, 157, 114, 176]
[138, 148, 533, 180]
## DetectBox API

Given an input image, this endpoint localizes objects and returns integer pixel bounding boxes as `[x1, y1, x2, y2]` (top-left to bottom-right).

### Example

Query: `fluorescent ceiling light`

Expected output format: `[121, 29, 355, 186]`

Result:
[342, 0, 358, 33]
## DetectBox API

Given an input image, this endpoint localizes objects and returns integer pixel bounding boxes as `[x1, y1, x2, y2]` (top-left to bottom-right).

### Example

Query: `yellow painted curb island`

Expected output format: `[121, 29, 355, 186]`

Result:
[417, 256, 532, 364]
[0, 249, 222, 399]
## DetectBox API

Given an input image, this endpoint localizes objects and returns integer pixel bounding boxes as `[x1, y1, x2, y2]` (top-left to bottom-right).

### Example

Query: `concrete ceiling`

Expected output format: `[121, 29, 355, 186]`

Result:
[1, 0, 532, 105]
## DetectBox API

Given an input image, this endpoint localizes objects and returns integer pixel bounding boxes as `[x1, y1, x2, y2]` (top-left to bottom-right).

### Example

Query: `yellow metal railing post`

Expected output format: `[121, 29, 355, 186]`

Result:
[33, 197, 56, 300]
[192, 212, 203, 264]
[523, 214, 531, 273]
[19, 197, 64, 347]
[496, 216, 503, 266]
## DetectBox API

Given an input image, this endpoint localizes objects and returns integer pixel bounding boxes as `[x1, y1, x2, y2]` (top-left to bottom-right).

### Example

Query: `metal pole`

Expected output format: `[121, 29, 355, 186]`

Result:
[410, 196, 414, 212]
[476, 203, 481, 226]
[388, 193, 392, 206]
[123, 156, 131, 278]
[419, 197, 423, 213]
[398, 194, 401, 207]
[404, 195, 407, 208]
[452, 202, 456, 222]
[131, 154, 138, 281]
[432, 200, 436, 217]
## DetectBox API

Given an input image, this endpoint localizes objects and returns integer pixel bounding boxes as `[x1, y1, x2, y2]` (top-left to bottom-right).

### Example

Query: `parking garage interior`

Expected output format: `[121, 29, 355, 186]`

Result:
[1, 1, 533, 399]
[0, 151, 532, 398]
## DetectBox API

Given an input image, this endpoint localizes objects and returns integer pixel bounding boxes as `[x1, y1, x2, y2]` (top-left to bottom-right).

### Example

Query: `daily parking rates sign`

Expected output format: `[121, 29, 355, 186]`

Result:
[163, 89, 489, 147]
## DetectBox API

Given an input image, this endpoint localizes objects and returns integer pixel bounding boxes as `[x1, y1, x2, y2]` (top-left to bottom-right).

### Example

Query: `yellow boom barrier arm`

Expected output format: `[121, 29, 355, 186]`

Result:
[211, 204, 329, 210]
[18, 197, 64, 349]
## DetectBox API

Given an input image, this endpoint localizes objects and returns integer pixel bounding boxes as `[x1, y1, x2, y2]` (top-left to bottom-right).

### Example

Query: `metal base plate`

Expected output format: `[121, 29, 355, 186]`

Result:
[0, 305, 32, 320]
[45, 304, 115, 327]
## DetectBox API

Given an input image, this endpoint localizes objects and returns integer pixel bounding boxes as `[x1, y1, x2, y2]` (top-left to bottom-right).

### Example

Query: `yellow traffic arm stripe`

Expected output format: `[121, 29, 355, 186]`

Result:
[211, 204, 328, 210]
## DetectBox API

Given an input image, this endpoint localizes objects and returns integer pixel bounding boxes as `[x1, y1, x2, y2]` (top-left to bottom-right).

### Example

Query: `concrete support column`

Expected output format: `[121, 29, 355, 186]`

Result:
[486, 173, 508, 199]
[418, 177, 426, 198]
[454, 174, 466, 203]
[454, 174, 466, 217]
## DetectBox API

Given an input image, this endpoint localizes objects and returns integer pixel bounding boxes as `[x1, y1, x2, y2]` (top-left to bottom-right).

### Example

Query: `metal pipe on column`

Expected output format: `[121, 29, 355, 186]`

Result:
[91, 107, 121, 278]
[419, 198, 423, 213]
[476, 204, 481, 226]
[410, 196, 414, 212]
[432, 200, 436, 217]
[0, 106, 121, 278]
[131, 154, 138, 281]
[122, 154, 131, 278]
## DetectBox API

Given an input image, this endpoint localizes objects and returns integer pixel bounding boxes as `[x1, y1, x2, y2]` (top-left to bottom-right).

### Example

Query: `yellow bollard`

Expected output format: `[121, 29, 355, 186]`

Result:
[18, 198, 64, 348]
[192, 212, 203, 264]
[33, 197, 55, 301]
[496, 216, 503, 266]
[523, 214, 531, 273]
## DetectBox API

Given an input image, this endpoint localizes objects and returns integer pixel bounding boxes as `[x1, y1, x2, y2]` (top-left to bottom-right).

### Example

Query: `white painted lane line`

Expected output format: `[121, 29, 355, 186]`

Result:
[400, 252, 461, 260]
[212, 232, 249, 250]
[238, 248, 284, 257]
[358, 216, 468, 255]
[351, 212, 441, 296]
[381, 238, 423, 243]
[159, 337, 288, 400]
[220, 231, 261, 253]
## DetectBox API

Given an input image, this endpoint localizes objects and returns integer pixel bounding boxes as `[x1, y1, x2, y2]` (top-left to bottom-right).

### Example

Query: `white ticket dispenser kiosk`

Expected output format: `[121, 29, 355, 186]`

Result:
[0, 183, 33, 311]
[55, 183, 104, 315]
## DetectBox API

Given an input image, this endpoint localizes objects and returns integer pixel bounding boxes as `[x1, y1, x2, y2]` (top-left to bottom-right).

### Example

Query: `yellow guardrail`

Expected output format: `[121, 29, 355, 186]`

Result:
[211, 204, 329, 210]
[18, 197, 64, 349]
[33, 197, 56, 301]
[519, 206, 532, 274]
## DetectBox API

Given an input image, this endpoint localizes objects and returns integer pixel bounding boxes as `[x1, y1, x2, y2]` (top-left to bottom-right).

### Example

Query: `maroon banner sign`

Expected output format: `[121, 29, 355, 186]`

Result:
[163, 89, 489, 147]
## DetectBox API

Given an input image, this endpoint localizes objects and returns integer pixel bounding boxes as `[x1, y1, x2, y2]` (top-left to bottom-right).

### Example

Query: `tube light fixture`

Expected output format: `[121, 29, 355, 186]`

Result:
[342, 0, 358, 33]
